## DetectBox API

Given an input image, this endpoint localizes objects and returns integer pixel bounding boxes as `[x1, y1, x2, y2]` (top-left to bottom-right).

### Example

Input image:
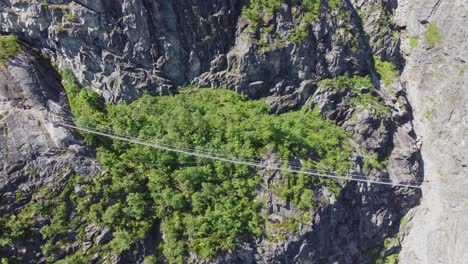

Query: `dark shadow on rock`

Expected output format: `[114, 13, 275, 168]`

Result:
[273, 182, 422, 263]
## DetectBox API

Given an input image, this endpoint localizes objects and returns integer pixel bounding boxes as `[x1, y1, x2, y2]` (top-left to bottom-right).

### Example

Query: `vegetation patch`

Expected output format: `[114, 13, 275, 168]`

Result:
[318, 73, 390, 120]
[0, 186, 53, 248]
[288, 25, 309, 43]
[241, 0, 282, 32]
[302, 0, 322, 23]
[383, 233, 400, 249]
[0, 70, 386, 263]
[2, 123, 8, 157]
[54, 24, 68, 34]
[318, 74, 374, 92]
[0, 35, 21, 68]
[45, 3, 71, 11]
[410, 36, 419, 50]
[375, 58, 398, 87]
[266, 213, 312, 242]
[400, 212, 411, 228]
[351, 93, 390, 118]
[326, 0, 341, 11]
[376, 254, 399, 264]
[242, 0, 322, 45]
[95, 88, 358, 261]
[64, 12, 77, 23]
[424, 23, 443, 46]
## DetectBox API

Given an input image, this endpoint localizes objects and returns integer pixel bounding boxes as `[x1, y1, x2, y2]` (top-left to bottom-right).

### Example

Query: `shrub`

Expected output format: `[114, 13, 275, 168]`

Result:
[424, 23, 443, 46]
[410, 37, 419, 50]
[243, 0, 320, 40]
[327, 0, 341, 11]
[60, 69, 109, 145]
[318, 74, 374, 91]
[376, 253, 399, 264]
[41, 0, 48, 9]
[241, 0, 281, 32]
[0, 35, 21, 67]
[303, 0, 321, 23]
[374, 58, 398, 86]
[288, 25, 309, 43]
[110, 230, 133, 253]
[55, 24, 67, 33]
[64, 12, 77, 23]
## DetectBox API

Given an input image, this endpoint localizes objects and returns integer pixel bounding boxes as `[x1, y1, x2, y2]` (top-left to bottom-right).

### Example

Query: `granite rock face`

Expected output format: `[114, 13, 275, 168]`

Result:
[0, 0, 436, 263]
[0, 47, 101, 259]
[397, 0, 468, 263]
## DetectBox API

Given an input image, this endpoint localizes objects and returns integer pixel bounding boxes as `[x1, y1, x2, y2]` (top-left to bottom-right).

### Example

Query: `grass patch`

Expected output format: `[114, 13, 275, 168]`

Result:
[0, 35, 21, 68]
[424, 109, 432, 120]
[0, 111, 8, 120]
[266, 213, 312, 242]
[383, 233, 400, 249]
[424, 23, 443, 46]
[270, 218, 299, 233]
[41, 0, 49, 9]
[15, 191, 26, 201]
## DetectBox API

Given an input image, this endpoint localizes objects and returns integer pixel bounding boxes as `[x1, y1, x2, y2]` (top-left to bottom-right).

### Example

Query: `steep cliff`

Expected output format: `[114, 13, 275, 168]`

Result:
[396, 0, 468, 263]
[0, 0, 435, 263]
[1, 0, 377, 105]
[0, 43, 101, 260]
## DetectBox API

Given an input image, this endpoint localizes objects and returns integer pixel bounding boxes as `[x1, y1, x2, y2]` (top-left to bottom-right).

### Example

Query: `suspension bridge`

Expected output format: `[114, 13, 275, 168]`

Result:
[50, 113, 422, 189]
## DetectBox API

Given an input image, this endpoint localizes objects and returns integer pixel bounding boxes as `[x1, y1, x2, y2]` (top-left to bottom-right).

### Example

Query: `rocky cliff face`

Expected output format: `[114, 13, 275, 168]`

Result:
[0, 0, 439, 263]
[396, 0, 468, 263]
[1, 0, 377, 106]
[0, 45, 101, 259]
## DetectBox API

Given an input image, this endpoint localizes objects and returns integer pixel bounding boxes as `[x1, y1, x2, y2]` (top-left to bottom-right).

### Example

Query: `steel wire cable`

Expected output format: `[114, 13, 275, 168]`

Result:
[51, 114, 422, 189]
